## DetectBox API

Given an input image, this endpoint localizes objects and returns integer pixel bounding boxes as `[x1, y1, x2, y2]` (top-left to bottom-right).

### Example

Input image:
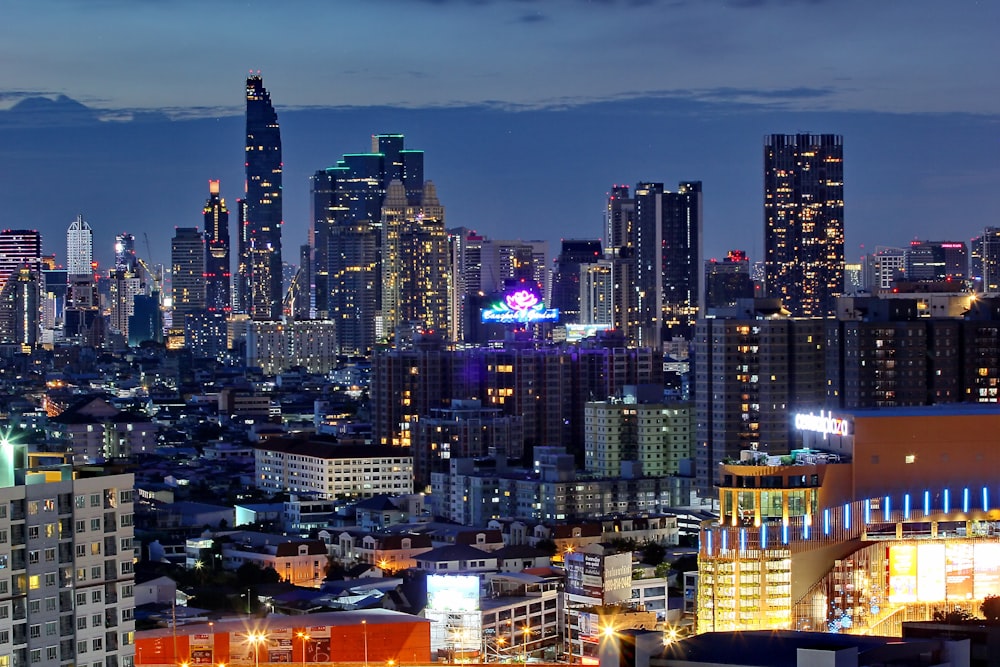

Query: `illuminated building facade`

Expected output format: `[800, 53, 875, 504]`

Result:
[827, 295, 1000, 407]
[634, 181, 703, 344]
[603, 186, 639, 344]
[694, 302, 827, 492]
[972, 226, 1000, 293]
[478, 239, 549, 300]
[254, 439, 413, 499]
[698, 406, 1000, 637]
[311, 135, 427, 351]
[379, 180, 449, 338]
[905, 240, 968, 282]
[372, 337, 662, 464]
[243, 74, 283, 321]
[135, 611, 431, 667]
[0, 229, 43, 295]
[0, 266, 40, 348]
[246, 319, 338, 375]
[203, 179, 231, 313]
[584, 399, 693, 478]
[66, 215, 93, 277]
[764, 134, 844, 316]
[114, 233, 136, 272]
[0, 445, 136, 667]
[411, 400, 524, 489]
[170, 226, 205, 319]
[448, 227, 484, 342]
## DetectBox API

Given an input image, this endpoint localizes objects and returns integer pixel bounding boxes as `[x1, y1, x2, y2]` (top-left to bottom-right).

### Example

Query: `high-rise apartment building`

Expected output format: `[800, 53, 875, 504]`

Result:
[478, 239, 549, 298]
[764, 134, 844, 316]
[0, 446, 136, 667]
[634, 181, 703, 344]
[243, 74, 283, 321]
[203, 180, 231, 314]
[864, 246, 906, 293]
[0, 229, 43, 294]
[694, 301, 827, 492]
[584, 398, 693, 478]
[704, 250, 755, 311]
[551, 239, 603, 325]
[972, 227, 1000, 292]
[171, 227, 206, 319]
[0, 267, 40, 348]
[114, 233, 136, 273]
[447, 228, 484, 342]
[379, 180, 449, 338]
[604, 186, 639, 345]
[66, 216, 93, 276]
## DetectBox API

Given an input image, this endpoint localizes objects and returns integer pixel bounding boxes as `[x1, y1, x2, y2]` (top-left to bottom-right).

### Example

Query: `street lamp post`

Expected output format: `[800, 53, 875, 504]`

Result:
[296, 631, 311, 667]
[362, 619, 369, 667]
[248, 632, 266, 667]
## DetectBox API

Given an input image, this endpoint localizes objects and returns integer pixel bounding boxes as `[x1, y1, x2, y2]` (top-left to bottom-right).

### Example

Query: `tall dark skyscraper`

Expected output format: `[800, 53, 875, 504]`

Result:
[551, 239, 603, 324]
[311, 134, 427, 353]
[243, 74, 283, 321]
[634, 181, 703, 344]
[203, 180, 231, 313]
[764, 133, 844, 317]
[171, 227, 205, 318]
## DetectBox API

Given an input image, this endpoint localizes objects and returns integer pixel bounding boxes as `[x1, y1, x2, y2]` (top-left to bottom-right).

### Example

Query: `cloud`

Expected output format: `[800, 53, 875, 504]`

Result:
[515, 11, 548, 22]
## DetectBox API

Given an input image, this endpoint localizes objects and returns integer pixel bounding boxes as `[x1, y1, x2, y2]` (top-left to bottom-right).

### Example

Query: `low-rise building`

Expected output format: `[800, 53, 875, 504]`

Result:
[254, 437, 413, 499]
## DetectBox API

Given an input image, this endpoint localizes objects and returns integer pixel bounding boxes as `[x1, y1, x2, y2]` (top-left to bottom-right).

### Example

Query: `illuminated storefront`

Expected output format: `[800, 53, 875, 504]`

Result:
[698, 406, 1000, 636]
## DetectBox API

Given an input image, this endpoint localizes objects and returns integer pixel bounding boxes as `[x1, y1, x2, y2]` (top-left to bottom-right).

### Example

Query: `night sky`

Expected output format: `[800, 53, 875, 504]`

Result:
[1, 0, 998, 269]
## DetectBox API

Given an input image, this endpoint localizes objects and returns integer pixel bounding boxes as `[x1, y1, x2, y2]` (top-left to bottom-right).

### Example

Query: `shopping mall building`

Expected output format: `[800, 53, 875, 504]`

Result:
[698, 405, 1000, 636]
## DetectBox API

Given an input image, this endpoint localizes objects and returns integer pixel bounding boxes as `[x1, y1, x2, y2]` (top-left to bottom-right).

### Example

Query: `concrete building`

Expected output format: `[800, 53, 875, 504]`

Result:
[697, 405, 1000, 637]
[254, 437, 413, 499]
[246, 319, 338, 375]
[585, 398, 693, 478]
[0, 446, 135, 667]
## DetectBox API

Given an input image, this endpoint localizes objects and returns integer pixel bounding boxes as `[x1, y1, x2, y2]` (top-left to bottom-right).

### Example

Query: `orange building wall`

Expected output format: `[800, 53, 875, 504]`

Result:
[135, 620, 432, 666]
[852, 413, 1000, 501]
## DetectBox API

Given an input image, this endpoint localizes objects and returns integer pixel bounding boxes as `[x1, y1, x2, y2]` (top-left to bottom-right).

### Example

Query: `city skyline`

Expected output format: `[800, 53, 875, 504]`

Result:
[0, 2, 996, 272]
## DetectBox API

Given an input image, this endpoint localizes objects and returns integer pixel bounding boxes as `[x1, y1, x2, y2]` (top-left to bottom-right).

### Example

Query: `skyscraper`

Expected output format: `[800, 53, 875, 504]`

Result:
[551, 239, 603, 324]
[379, 180, 449, 337]
[704, 250, 755, 310]
[764, 133, 845, 316]
[311, 134, 428, 352]
[171, 227, 206, 318]
[0, 229, 43, 294]
[203, 180, 231, 313]
[114, 233, 137, 273]
[634, 181, 703, 344]
[243, 73, 283, 321]
[67, 215, 93, 276]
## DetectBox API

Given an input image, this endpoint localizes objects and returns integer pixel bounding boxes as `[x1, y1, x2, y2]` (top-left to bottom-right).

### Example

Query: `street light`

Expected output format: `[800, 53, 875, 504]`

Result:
[362, 619, 369, 667]
[247, 632, 267, 667]
[296, 631, 311, 667]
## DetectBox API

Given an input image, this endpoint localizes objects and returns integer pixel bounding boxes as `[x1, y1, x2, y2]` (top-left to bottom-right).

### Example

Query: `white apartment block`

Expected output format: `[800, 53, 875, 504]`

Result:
[0, 446, 135, 667]
[246, 320, 338, 375]
[254, 438, 413, 499]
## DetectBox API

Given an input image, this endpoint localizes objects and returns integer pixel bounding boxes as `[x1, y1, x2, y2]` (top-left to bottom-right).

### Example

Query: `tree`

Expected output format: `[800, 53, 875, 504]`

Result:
[672, 554, 698, 575]
[982, 595, 1000, 621]
[640, 541, 667, 565]
[535, 539, 557, 557]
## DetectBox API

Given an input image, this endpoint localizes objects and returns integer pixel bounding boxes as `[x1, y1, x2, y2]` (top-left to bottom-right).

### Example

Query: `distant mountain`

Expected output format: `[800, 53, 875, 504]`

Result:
[0, 94, 101, 127]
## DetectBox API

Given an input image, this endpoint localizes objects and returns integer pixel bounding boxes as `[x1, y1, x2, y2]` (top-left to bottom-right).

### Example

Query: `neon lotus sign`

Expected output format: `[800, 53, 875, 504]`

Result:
[481, 288, 560, 324]
[794, 410, 850, 437]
